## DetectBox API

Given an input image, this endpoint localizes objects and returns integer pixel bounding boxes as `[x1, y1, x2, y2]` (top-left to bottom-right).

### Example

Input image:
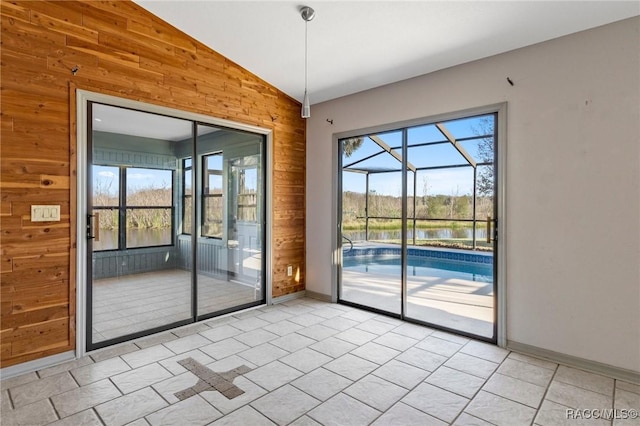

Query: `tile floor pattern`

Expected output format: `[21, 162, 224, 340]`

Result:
[1, 298, 639, 426]
[92, 270, 257, 343]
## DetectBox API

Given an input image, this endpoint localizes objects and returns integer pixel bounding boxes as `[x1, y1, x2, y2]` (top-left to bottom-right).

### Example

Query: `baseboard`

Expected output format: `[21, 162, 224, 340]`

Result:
[0, 351, 76, 380]
[507, 340, 640, 385]
[304, 290, 332, 302]
[271, 290, 306, 304]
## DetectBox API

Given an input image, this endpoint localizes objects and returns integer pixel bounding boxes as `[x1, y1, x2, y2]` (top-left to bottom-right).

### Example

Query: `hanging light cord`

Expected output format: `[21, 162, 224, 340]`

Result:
[300, 6, 314, 118]
[304, 17, 308, 95]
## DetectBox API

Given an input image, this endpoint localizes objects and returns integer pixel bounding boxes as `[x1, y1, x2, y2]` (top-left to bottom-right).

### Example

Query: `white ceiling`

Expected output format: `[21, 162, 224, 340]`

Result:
[134, 1, 639, 105]
[93, 103, 217, 140]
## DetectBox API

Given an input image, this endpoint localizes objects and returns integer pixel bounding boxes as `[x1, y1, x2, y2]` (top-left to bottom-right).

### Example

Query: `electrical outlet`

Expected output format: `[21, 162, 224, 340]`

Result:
[31, 205, 61, 222]
[287, 265, 293, 276]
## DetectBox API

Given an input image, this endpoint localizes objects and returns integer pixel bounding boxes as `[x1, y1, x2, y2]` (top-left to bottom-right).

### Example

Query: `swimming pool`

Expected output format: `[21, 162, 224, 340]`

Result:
[343, 247, 493, 283]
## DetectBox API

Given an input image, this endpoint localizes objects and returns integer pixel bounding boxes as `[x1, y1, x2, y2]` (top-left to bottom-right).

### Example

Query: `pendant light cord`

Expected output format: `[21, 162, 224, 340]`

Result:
[304, 18, 308, 93]
[300, 6, 314, 118]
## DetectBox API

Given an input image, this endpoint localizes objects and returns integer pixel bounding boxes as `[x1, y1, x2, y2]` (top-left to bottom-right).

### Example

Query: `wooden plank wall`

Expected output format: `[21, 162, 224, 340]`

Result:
[0, 0, 306, 368]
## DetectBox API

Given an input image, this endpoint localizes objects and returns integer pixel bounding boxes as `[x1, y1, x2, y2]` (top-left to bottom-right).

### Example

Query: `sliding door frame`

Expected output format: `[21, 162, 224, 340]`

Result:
[332, 103, 507, 346]
[76, 89, 273, 358]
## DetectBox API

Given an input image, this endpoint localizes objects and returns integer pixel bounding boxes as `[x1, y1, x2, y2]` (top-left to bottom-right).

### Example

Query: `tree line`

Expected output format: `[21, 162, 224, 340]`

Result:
[342, 190, 493, 226]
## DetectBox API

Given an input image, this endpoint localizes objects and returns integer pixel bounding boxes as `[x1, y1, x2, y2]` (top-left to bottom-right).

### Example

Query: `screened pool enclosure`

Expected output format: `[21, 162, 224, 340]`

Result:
[339, 112, 498, 340]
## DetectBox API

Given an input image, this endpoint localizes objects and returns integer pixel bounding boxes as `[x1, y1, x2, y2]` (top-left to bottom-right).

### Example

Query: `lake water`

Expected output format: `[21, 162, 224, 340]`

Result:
[93, 228, 172, 251]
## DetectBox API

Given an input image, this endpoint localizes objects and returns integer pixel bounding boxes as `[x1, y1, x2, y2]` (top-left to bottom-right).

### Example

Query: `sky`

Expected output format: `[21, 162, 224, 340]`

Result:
[93, 166, 173, 197]
[342, 114, 494, 196]
[93, 164, 257, 196]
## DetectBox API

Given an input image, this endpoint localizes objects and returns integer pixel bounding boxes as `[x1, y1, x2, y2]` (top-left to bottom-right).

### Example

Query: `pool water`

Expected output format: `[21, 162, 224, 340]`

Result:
[343, 255, 493, 283]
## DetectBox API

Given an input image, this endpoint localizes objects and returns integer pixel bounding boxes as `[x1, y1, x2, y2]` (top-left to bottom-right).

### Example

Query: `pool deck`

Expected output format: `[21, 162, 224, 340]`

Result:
[341, 242, 494, 338]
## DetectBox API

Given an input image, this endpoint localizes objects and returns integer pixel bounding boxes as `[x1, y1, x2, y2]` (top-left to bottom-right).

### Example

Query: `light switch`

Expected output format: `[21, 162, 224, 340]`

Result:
[31, 205, 61, 222]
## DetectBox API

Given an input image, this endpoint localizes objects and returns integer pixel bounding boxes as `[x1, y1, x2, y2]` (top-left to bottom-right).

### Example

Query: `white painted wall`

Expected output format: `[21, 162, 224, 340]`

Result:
[306, 17, 640, 372]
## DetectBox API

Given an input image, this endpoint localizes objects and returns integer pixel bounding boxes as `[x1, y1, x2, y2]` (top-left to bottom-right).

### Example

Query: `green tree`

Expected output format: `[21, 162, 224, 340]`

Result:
[342, 137, 364, 158]
[473, 117, 495, 196]
[453, 194, 471, 218]
[428, 195, 447, 218]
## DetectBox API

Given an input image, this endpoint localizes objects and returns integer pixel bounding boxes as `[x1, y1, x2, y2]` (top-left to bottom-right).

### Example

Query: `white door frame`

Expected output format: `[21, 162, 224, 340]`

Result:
[75, 89, 274, 358]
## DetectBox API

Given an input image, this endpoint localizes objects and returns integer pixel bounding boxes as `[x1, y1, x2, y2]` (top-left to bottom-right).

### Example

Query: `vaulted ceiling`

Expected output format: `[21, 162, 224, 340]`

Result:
[134, 1, 639, 105]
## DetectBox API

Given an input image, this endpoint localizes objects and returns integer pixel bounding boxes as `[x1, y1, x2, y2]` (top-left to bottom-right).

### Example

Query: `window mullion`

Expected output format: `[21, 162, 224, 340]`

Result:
[119, 166, 127, 250]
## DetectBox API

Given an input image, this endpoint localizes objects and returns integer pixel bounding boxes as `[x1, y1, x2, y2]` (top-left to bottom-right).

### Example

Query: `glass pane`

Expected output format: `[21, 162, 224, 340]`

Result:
[345, 153, 402, 173]
[203, 153, 223, 238]
[203, 196, 223, 238]
[126, 168, 172, 206]
[125, 209, 172, 248]
[92, 165, 119, 252]
[440, 114, 493, 140]
[93, 208, 118, 251]
[92, 165, 119, 206]
[407, 123, 447, 146]
[184, 169, 192, 195]
[339, 131, 402, 315]
[208, 175, 222, 195]
[457, 136, 495, 165]
[90, 102, 192, 347]
[342, 136, 384, 166]
[456, 139, 482, 162]
[183, 196, 192, 234]
[476, 164, 494, 211]
[407, 144, 468, 168]
[405, 250, 494, 337]
[417, 168, 474, 216]
[475, 164, 494, 252]
[368, 172, 402, 218]
[407, 170, 415, 220]
[182, 158, 192, 234]
[342, 171, 366, 242]
[406, 115, 495, 339]
[196, 124, 265, 317]
[406, 169, 415, 246]
[206, 153, 222, 170]
[233, 161, 257, 222]
[205, 153, 223, 196]
[409, 168, 475, 250]
[343, 132, 404, 173]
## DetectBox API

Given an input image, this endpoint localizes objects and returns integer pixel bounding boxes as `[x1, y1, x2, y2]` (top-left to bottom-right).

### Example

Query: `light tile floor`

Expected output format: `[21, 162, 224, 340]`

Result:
[1, 298, 639, 426]
[93, 270, 257, 343]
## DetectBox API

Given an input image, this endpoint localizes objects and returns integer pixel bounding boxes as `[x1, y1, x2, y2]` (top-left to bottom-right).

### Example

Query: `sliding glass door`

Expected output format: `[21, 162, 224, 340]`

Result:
[195, 124, 265, 317]
[88, 104, 194, 347]
[87, 102, 265, 351]
[338, 112, 498, 341]
[339, 131, 404, 315]
[404, 116, 496, 339]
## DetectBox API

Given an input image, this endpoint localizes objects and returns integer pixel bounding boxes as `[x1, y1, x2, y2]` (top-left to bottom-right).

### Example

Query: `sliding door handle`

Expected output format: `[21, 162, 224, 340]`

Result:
[87, 213, 100, 241]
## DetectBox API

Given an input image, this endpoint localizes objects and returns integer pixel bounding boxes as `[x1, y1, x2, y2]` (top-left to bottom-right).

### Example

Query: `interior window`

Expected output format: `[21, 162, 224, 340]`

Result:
[93, 165, 174, 250]
[182, 158, 193, 234]
[202, 153, 223, 238]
